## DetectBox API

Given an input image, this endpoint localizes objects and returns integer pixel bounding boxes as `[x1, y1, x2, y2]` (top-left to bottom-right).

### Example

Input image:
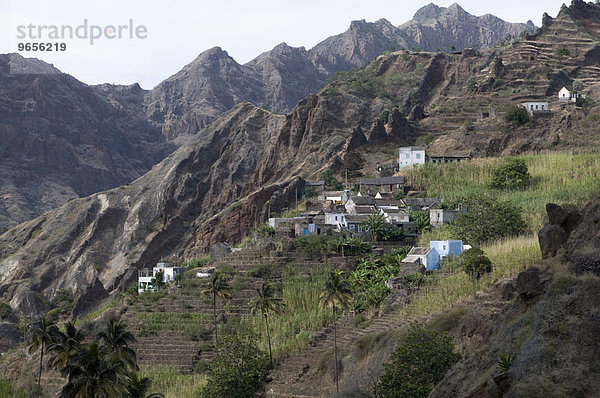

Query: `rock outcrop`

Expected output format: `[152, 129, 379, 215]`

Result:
[0, 54, 173, 229]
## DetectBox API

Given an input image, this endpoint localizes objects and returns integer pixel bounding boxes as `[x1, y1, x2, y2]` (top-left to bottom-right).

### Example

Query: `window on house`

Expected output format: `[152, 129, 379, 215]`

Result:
[416, 153, 421, 159]
[405, 154, 409, 159]
[443, 245, 446, 250]
[542, 105, 545, 110]
[335, 216, 338, 221]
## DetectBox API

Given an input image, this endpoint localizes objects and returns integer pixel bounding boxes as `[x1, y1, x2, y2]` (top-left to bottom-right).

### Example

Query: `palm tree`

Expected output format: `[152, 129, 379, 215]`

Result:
[97, 317, 138, 372]
[60, 341, 130, 398]
[48, 321, 86, 372]
[28, 313, 60, 392]
[364, 212, 385, 242]
[249, 283, 285, 368]
[201, 272, 232, 346]
[127, 372, 164, 398]
[319, 270, 352, 397]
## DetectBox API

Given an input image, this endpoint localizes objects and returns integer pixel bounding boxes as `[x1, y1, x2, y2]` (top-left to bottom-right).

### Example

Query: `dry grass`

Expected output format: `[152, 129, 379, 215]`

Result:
[401, 235, 541, 318]
[139, 366, 207, 398]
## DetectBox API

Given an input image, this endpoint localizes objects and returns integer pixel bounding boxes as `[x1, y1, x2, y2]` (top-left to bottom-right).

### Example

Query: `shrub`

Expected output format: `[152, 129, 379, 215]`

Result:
[257, 224, 275, 238]
[497, 353, 516, 371]
[466, 77, 478, 93]
[460, 247, 492, 279]
[490, 158, 531, 190]
[0, 302, 12, 320]
[248, 264, 273, 278]
[451, 195, 527, 245]
[403, 273, 425, 287]
[373, 324, 461, 398]
[202, 322, 268, 398]
[556, 46, 571, 57]
[503, 105, 530, 126]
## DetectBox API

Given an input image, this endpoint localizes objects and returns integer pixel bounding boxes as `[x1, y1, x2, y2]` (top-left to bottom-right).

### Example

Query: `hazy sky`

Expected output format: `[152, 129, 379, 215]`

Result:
[0, 0, 569, 89]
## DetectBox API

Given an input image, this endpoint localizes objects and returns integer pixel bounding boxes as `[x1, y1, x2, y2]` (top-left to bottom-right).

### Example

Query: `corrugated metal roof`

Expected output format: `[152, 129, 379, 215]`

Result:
[407, 246, 433, 256]
[360, 176, 405, 185]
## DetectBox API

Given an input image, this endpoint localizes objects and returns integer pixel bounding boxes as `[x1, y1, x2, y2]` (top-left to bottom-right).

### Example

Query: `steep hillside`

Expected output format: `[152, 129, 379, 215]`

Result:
[0, 54, 173, 229]
[147, 4, 536, 138]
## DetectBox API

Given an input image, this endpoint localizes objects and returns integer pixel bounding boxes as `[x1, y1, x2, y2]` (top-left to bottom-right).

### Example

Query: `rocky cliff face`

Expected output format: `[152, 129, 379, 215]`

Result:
[0, 4, 537, 229]
[0, 54, 173, 229]
[144, 4, 537, 138]
[0, 50, 424, 319]
[400, 3, 536, 52]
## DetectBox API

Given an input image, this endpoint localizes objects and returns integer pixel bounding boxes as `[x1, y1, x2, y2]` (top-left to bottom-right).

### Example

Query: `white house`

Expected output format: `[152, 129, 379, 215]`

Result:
[398, 146, 426, 169]
[558, 86, 585, 103]
[401, 246, 440, 271]
[429, 240, 463, 259]
[323, 212, 347, 229]
[521, 102, 549, 114]
[138, 263, 186, 293]
[430, 208, 463, 227]
[318, 190, 349, 204]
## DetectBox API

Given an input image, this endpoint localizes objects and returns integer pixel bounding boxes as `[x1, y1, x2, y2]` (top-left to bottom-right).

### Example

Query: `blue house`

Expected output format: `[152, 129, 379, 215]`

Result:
[430, 240, 463, 259]
[401, 246, 440, 271]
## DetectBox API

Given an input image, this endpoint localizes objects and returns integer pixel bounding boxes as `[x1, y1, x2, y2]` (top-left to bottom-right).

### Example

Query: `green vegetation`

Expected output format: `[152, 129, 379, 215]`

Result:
[26, 315, 164, 398]
[320, 169, 343, 190]
[460, 247, 492, 279]
[402, 153, 600, 231]
[451, 195, 527, 245]
[490, 158, 531, 190]
[503, 105, 530, 125]
[364, 212, 385, 241]
[249, 282, 285, 368]
[466, 77, 478, 93]
[319, 270, 352, 397]
[0, 379, 26, 398]
[330, 56, 424, 102]
[497, 353, 516, 371]
[202, 322, 268, 398]
[200, 272, 232, 345]
[373, 324, 461, 398]
[556, 46, 571, 57]
[140, 367, 206, 398]
[0, 301, 11, 319]
[247, 265, 334, 361]
[348, 252, 408, 313]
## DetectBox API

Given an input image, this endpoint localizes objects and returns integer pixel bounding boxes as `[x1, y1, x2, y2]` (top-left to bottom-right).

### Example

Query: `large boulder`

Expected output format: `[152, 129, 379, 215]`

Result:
[546, 203, 568, 226]
[538, 224, 568, 258]
[210, 242, 232, 262]
[516, 267, 547, 299]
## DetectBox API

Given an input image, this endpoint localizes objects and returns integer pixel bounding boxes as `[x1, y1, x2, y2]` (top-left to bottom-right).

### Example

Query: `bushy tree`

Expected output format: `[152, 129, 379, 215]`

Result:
[460, 247, 492, 279]
[0, 302, 11, 319]
[503, 105, 530, 126]
[490, 158, 531, 190]
[202, 323, 268, 398]
[374, 324, 461, 398]
[451, 195, 526, 245]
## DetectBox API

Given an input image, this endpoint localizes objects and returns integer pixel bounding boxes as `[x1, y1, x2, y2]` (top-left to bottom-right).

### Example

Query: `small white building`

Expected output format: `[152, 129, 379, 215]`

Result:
[401, 246, 440, 271]
[521, 102, 549, 114]
[429, 240, 463, 260]
[323, 212, 347, 229]
[398, 146, 426, 169]
[138, 263, 186, 293]
[558, 86, 585, 103]
[318, 190, 349, 204]
[430, 208, 463, 227]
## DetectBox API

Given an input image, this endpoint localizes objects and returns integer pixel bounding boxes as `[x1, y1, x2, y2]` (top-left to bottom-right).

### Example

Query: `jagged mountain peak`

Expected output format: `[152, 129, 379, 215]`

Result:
[2, 53, 62, 75]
